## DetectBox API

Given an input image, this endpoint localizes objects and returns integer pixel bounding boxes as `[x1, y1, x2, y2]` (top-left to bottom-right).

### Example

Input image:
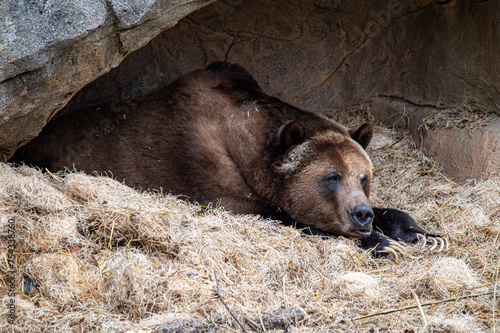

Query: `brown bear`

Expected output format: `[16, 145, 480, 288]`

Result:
[12, 62, 445, 256]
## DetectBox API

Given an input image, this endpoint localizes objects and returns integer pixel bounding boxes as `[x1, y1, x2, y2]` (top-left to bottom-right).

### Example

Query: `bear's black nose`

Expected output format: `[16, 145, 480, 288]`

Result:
[350, 205, 374, 227]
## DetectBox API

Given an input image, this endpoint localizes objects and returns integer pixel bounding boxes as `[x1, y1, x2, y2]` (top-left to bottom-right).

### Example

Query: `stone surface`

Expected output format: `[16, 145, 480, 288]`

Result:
[63, 0, 500, 116]
[421, 119, 500, 182]
[0, 0, 214, 160]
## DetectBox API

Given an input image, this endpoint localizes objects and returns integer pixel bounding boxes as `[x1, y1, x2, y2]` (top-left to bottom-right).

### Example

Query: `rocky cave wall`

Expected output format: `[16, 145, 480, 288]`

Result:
[0, 0, 215, 159]
[1, 0, 499, 181]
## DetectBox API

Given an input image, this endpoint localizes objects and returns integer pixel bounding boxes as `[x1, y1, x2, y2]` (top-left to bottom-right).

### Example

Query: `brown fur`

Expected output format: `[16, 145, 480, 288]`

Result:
[13, 63, 375, 238]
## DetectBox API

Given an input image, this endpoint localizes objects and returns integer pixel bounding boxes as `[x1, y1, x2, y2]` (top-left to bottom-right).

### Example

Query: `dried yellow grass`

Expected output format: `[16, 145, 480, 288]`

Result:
[0, 119, 499, 332]
[421, 107, 496, 132]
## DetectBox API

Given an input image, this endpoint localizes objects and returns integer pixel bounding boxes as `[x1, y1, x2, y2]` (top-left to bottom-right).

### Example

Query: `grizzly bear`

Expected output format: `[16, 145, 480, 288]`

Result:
[12, 62, 445, 257]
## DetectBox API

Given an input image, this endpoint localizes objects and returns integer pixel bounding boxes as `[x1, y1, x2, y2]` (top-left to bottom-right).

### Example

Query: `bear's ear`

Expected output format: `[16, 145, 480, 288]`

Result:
[277, 121, 306, 151]
[349, 122, 373, 149]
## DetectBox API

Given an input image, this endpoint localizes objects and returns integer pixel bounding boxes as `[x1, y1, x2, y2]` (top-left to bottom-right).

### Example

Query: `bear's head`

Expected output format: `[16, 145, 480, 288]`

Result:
[272, 121, 374, 237]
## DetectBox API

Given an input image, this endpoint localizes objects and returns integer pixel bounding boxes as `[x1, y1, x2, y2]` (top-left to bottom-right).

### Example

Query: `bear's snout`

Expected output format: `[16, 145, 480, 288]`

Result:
[349, 205, 374, 236]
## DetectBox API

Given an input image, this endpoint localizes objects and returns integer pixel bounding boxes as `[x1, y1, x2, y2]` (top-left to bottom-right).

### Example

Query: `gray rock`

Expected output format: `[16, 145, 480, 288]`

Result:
[0, 0, 214, 160]
[0, 1, 108, 82]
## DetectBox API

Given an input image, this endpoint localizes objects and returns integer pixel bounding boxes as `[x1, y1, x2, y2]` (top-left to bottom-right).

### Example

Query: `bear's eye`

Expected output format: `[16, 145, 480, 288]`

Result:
[360, 174, 368, 188]
[328, 173, 340, 183]
[328, 174, 341, 184]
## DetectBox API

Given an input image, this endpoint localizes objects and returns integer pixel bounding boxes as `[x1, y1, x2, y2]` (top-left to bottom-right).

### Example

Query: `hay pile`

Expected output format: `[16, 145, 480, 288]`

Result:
[1, 121, 499, 332]
[421, 108, 496, 132]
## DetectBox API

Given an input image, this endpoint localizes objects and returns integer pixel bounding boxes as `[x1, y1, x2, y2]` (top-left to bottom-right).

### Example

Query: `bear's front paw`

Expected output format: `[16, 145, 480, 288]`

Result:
[371, 208, 450, 253]
[360, 232, 406, 260]
[416, 233, 449, 252]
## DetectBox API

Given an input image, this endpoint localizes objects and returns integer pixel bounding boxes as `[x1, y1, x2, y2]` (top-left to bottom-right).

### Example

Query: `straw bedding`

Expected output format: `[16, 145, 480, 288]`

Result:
[0, 114, 499, 332]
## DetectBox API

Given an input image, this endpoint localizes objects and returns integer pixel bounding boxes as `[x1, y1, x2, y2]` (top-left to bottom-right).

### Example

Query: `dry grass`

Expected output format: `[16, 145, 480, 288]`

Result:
[0, 119, 499, 332]
[420, 108, 496, 133]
